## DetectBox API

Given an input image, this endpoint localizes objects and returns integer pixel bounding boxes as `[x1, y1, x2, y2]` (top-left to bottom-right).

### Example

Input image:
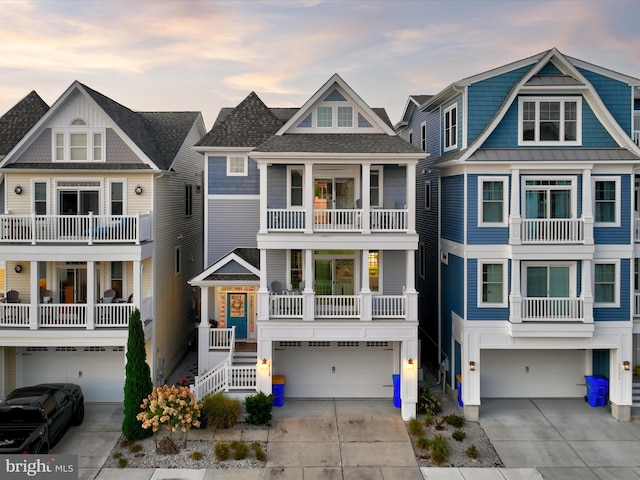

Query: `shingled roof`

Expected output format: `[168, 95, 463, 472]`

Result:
[0, 91, 49, 157]
[197, 92, 295, 148]
[81, 83, 200, 170]
[254, 133, 424, 155]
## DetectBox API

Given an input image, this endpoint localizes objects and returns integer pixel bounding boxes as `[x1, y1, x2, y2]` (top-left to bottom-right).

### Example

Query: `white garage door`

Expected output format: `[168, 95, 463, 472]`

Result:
[273, 341, 394, 398]
[20, 346, 125, 402]
[481, 349, 587, 398]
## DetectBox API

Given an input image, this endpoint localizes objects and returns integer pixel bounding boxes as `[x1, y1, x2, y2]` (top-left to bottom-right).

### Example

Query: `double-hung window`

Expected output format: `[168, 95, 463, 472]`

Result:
[34, 181, 48, 215]
[337, 106, 353, 127]
[594, 261, 618, 306]
[110, 181, 124, 215]
[369, 250, 380, 292]
[478, 260, 507, 307]
[289, 250, 302, 290]
[421, 122, 426, 151]
[443, 104, 457, 151]
[227, 156, 247, 176]
[185, 184, 193, 216]
[289, 167, 303, 207]
[478, 177, 508, 227]
[53, 119, 105, 162]
[519, 97, 581, 145]
[370, 167, 382, 208]
[593, 177, 619, 226]
[317, 106, 333, 127]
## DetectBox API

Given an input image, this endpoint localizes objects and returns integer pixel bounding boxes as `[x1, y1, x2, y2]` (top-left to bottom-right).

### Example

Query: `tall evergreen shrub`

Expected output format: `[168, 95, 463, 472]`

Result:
[122, 308, 153, 439]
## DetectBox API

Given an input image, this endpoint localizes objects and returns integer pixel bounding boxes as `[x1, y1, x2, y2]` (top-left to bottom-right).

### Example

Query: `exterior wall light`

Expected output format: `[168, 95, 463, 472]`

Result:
[14, 185, 23, 195]
[261, 359, 269, 371]
[469, 361, 476, 371]
[14, 264, 23, 274]
[623, 361, 631, 371]
[407, 358, 415, 369]
[135, 185, 143, 195]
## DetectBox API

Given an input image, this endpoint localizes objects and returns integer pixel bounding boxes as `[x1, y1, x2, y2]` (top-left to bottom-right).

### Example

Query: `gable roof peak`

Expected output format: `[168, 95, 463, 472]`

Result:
[0, 89, 50, 157]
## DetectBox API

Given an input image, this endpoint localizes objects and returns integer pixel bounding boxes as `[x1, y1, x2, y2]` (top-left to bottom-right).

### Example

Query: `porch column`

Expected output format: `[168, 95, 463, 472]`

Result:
[400, 337, 418, 420]
[581, 260, 594, 323]
[29, 261, 38, 330]
[360, 249, 372, 321]
[361, 163, 371, 234]
[258, 163, 268, 234]
[405, 250, 418, 321]
[86, 261, 96, 330]
[303, 249, 314, 321]
[198, 286, 210, 377]
[610, 334, 633, 421]
[582, 168, 594, 244]
[258, 249, 269, 321]
[509, 259, 522, 323]
[256, 338, 272, 395]
[406, 163, 416, 233]
[462, 333, 481, 421]
[509, 168, 521, 244]
[304, 163, 314, 234]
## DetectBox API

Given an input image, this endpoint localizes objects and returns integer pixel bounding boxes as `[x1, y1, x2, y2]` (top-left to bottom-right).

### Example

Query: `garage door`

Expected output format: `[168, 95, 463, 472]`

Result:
[273, 341, 394, 398]
[481, 349, 587, 398]
[19, 346, 125, 402]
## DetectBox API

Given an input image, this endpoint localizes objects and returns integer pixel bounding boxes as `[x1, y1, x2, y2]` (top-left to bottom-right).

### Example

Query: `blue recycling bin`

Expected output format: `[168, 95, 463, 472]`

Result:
[584, 375, 608, 407]
[456, 374, 463, 408]
[272, 375, 285, 407]
[392, 374, 401, 408]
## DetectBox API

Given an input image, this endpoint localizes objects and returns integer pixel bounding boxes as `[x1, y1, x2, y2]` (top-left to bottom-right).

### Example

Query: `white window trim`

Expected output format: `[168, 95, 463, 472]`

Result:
[424, 180, 431, 211]
[52, 126, 106, 162]
[175, 245, 182, 275]
[32, 178, 50, 215]
[408, 129, 413, 145]
[287, 166, 304, 209]
[478, 259, 508, 308]
[286, 249, 305, 291]
[593, 176, 621, 227]
[521, 175, 577, 220]
[421, 121, 426, 151]
[443, 104, 457, 152]
[372, 250, 383, 294]
[418, 243, 426, 279]
[478, 176, 509, 227]
[108, 179, 127, 216]
[594, 259, 620, 308]
[53, 179, 104, 215]
[337, 106, 354, 128]
[518, 96, 582, 146]
[370, 167, 383, 208]
[226, 156, 248, 176]
[522, 261, 577, 298]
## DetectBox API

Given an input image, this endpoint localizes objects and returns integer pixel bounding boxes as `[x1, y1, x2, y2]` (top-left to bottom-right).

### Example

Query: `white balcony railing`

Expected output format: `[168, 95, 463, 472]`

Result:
[635, 292, 640, 317]
[521, 218, 584, 243]
[265, 208, 409, 233]
[0, 213, 151, 244]
[208, 327, 235, 350]
[522, 297, 583, 321]
[634, 130, 639, 146]
[372, 295, 406, 318]
[314, 295, 360, 318]
[267, 293, 408, 319]
[0, 302, 135, 328]
[634, 218, 640, 243]
[269, 294, 303, 318]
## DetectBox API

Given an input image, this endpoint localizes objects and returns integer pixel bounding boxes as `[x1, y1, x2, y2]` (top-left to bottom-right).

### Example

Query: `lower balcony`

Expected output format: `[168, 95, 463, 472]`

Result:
[509, 295, 593, 337]
[0, 302, 137, 329]
[522, 297, 584, 322]
[267, 293, 408, 320]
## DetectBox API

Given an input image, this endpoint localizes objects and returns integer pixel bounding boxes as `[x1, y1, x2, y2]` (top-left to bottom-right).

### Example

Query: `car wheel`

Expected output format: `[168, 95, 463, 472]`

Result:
[74, 401, 85, 425]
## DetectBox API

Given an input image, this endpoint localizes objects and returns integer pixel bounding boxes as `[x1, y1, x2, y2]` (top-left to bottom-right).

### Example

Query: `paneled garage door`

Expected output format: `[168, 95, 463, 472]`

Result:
[19, 346, 125, 402]
[273, 341, 394, 398]
[481, 349, 587, 398]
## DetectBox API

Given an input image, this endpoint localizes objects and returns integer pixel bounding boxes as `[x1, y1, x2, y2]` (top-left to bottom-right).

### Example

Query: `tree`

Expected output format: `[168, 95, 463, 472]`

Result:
[122, 308, 153, 439]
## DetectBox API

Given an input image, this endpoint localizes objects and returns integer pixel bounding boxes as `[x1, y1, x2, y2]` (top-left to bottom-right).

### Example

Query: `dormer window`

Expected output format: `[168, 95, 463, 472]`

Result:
[316, 105, 354, 128]
[53, 119, 105, 162]
[518, 97, 581, 146]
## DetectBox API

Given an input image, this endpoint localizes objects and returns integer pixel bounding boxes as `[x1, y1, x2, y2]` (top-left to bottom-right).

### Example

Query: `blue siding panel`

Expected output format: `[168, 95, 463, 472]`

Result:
[467, 174, 509, 244]
[594, 174, 631, 244]
[594, 259, 631, 321]
[468, 65, 530, 143]
[442, 95, 462, 155]
[441, 175, 464, 243]
[582, 101, 617, 147]
[467, 258, 510, 320]
[208, 156, 259, 195]
[539, 62, 562, 75]
[441, 253, 465, 377]
[579, 67, 633, 135]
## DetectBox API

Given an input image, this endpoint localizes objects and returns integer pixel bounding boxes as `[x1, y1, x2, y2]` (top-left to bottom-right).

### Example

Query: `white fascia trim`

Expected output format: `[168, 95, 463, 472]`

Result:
[194, 146, 252, 154]
[188, 252, 260, 284]
[209, 194, 259, 200]
[250, 152, 425, 162]
[275, 74, 397, 136]
[566, 55, 640, 86]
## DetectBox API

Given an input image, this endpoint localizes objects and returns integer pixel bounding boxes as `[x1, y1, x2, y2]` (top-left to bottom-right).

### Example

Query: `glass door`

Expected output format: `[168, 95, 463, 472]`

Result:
[59, 190, 100, 215]
[526, 266, 570, 297]
[314, 258, 355, 295]
[58, 266, 88, 303]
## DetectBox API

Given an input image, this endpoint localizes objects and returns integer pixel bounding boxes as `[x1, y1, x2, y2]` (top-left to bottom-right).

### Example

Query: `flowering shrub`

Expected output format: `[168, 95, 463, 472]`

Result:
[136, 385, 202, 450]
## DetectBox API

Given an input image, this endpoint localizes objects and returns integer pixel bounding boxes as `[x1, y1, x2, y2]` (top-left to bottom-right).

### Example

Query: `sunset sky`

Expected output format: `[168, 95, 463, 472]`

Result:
[1, 0, 639, 127]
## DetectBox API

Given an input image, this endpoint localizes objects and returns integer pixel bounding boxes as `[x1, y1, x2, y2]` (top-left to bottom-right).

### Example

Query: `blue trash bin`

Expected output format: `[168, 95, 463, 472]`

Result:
[456, 374, 463, 408]
[392, 374, 401, 408]
[272, 375, 285, 407]
[585, 375, 608, 407]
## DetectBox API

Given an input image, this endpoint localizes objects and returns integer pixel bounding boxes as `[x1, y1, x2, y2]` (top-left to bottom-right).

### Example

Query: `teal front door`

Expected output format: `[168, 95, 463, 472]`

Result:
[226, 293, 247, 339]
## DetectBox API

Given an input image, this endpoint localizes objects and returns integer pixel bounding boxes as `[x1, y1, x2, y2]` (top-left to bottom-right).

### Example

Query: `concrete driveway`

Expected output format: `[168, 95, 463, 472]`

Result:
[51, 403, 123, 480]
[480, 398, 640, 479]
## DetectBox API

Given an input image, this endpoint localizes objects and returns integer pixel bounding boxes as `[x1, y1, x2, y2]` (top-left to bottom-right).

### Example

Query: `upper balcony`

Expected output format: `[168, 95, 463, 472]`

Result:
[0, 213, 151, 245]
[267, 207, 408, 233]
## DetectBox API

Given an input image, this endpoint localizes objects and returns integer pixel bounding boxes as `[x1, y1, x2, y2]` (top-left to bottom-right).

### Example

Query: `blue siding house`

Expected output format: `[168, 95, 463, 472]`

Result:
[403, 48, 640, 421]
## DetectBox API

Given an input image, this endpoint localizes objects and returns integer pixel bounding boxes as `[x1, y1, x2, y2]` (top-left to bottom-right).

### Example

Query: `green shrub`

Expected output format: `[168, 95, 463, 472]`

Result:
[466, 444, 478, 459]
[231, 441, 249, 460]
[191, 450, 203, 461]
[129, 443, 143, 453]
[430, 434, 448, 465]
[117, 458, 128, 468]
[445, 414, 464, 428]
[408, 417, 424, 436]
[452, 429, 466, 442]
[244, 392, 275, 425]
[251, 442, 266, 462]
[113, 452, 122, 459]
[214, 441, 231, 461]
[415, 436, 430, 449]
[417, 384, 442, 416]
[424, 413, 434, 426]
[202, 392, 241, 429]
